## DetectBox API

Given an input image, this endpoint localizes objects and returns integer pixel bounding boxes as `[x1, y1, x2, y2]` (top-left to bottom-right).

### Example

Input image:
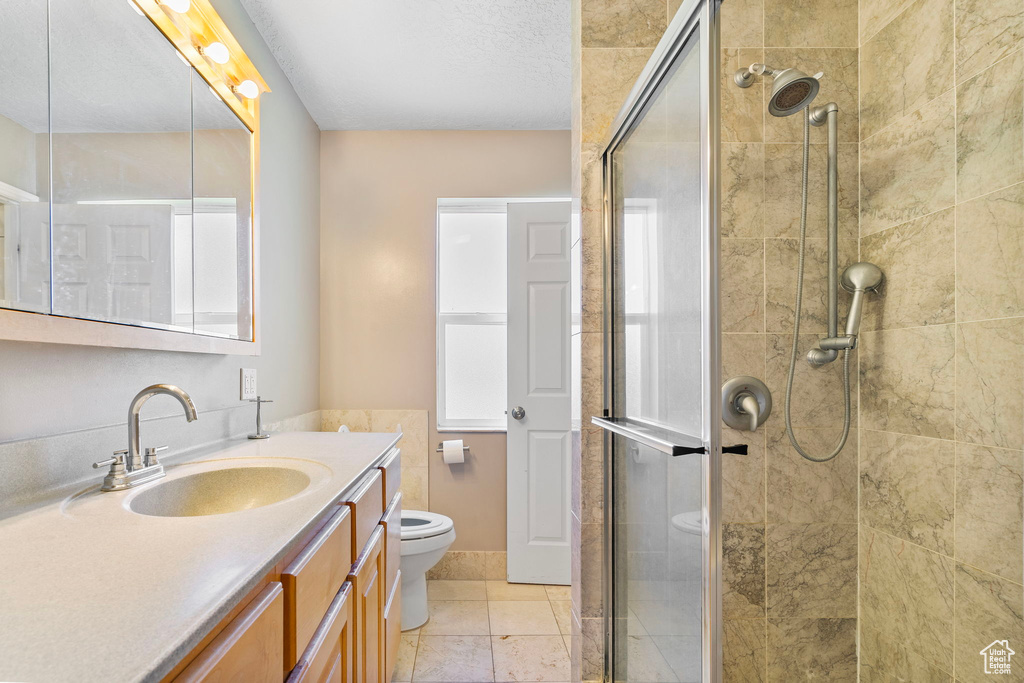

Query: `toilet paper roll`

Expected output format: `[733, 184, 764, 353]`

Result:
[442, 439, 465, 464]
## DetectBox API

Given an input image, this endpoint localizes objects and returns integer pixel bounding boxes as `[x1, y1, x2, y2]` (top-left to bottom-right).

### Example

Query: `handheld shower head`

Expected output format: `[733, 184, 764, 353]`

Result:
[841, 262, 884, 337]
[733, 63, 823, 116]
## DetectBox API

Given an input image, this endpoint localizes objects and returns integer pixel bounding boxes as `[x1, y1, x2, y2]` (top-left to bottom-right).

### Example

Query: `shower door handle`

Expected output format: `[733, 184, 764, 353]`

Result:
[590, 416, 706, 456]
[722, 444, 748, 455]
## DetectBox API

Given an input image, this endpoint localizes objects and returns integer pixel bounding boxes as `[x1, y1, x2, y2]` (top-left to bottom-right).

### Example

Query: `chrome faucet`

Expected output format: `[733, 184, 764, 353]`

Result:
[92, 384, 198, 491]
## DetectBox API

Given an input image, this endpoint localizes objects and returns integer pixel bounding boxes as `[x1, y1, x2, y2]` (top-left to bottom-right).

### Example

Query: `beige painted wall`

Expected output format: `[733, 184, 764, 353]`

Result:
[319, 130, 571, 551]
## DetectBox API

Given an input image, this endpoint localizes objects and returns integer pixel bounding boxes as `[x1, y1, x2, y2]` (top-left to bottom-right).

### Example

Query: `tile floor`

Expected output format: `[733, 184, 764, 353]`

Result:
[392, 580, 573, 683]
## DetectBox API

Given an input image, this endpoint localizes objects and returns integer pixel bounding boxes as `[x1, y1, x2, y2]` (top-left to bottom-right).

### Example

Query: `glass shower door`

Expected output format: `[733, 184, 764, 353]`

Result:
[593, 0, 721, 680]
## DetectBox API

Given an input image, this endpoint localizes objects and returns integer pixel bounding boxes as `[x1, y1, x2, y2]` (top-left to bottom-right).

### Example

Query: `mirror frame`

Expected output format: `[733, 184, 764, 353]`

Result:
[0, 0, 270, 355]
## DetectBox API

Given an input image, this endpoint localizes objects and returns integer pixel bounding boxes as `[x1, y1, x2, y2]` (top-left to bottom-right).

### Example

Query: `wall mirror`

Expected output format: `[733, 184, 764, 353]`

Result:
[0, 0, 266, 352]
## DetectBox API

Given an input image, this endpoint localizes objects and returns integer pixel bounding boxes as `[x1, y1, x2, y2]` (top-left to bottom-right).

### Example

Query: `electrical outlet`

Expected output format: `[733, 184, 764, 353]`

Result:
[240, 368, 257, 400]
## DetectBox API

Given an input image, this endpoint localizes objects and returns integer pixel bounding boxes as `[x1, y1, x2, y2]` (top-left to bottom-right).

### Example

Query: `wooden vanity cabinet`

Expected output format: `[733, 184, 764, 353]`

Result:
[282, 506, 353, 669]
[348, 526, 386, 683]
[174, 583, 284, 683]
[382, 492, 402, 597]
[286, 582, 354, 683]
[344, 470, 383, 559]
[383, 570, 401, 680]
[377, 449, 401, 511]
[163, 447, 402, 683]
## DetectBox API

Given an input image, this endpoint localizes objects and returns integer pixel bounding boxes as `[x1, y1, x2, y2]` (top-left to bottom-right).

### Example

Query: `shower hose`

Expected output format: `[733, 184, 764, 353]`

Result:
[783, 109, 852, 463]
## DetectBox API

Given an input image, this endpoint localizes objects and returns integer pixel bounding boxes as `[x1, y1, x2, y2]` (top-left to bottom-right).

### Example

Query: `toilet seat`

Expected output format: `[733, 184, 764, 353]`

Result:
[401, 509, 454, 541]
[671, 510, 703, 536]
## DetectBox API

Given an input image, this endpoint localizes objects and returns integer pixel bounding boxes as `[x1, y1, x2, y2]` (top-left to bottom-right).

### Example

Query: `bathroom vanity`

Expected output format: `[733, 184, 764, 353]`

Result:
[0, 432, 403, 683]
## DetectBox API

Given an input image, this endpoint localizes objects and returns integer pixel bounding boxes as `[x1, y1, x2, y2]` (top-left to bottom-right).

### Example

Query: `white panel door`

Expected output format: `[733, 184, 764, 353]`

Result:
[507, 201, 572, 585]
[49, 204, 175, 325]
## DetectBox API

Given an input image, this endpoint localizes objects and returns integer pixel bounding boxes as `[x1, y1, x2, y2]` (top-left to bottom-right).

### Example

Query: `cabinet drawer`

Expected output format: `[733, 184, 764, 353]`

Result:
[282, 506, 353, 669]
[382, 492, 402, 598]
[383, 571, 402, 683]
[286, 582, 354, 683]
[344, 470, 383, 558]
[377, 448, 401, 511]
[349, 526, 385, 683]
[175, 582, 284, 683]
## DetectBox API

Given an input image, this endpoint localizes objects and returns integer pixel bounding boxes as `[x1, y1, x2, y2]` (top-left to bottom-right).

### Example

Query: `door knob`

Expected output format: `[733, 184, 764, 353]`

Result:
[511, 406, 526, 420]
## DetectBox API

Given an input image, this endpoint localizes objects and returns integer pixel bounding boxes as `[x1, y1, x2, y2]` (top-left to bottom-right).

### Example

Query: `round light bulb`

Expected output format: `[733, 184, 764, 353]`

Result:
[160, 0, 191, 12]
[235, 80, 259, 99]
[203, 41, 230, 65]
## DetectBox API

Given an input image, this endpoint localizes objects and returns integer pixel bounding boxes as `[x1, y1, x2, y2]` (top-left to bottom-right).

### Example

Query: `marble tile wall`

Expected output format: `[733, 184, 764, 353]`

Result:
[719, 0, 862, 679]
[857, 1, 1024, 680]
[320, 408, 429, 510]
[571, 0, 666, 679]
[573, 0, 865, 680]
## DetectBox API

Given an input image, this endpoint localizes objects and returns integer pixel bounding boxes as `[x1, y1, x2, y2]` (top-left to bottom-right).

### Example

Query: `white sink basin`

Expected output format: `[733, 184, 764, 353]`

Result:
[129, 466, 311, 518]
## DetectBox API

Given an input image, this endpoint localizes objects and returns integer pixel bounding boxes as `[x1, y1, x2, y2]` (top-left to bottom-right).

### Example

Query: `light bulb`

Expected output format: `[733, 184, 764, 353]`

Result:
[127, 0, 144, 16]
[160, 0, 191, 12]
[234, 80, 259, 99]
[203, 41, 230, 65]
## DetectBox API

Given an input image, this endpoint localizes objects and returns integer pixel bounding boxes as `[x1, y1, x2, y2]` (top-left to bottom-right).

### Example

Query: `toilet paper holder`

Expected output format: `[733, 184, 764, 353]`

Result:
[435, 442, 470, 453]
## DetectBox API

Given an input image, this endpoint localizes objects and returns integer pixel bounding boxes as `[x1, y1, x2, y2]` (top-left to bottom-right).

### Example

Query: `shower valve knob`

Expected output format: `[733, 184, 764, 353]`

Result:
[722, 377, 773, 432]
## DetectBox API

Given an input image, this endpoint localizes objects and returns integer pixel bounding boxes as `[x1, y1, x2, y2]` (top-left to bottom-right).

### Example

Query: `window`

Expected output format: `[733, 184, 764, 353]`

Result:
[622, 199, 661, 421]
[437, 203, 508, 430]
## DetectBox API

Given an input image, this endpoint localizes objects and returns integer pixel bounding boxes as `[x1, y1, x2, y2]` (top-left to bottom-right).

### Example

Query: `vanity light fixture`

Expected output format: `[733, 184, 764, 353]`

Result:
[200, 41, 230, 65]
[233, 79, 260, 99]
[159, 0, 192, 12]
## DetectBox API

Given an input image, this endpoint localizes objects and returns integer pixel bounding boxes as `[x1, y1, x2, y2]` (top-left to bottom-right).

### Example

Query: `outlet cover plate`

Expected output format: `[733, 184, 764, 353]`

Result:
[240, 368, 257, 400]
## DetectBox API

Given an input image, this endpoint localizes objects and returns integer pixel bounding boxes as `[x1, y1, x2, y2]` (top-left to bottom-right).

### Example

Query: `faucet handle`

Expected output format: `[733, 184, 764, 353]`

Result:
[144, 445, 168, 467]
[93, 450, 127, 470]
[93, 450, 130, 492]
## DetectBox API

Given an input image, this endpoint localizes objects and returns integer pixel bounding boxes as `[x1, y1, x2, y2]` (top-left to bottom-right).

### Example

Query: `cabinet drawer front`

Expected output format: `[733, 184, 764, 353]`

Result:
[383, 571, 402, 683]
[175, 582, 284, 683]
[382, 492, 402, 598]
[286, 582, 353, 683]
[348, 526, 385, 683]
[283, 506, 353, 669]
[344, 470, 383, 558]
[377, 448, 401, 511]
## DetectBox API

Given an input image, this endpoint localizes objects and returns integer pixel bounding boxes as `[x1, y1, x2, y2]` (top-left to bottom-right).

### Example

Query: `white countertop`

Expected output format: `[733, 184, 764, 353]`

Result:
[0, 431, 401, 683]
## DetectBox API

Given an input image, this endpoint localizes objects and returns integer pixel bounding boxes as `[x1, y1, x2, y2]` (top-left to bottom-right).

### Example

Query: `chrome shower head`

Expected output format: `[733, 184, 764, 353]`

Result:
[841, 262, 884, 293]
[733, 63, 822, 117]
[767, 68, 821, 117]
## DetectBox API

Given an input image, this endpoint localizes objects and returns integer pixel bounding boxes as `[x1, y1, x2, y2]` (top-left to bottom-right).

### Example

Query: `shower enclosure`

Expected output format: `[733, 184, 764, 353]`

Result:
[587, 0, 1024, 680]
[591, 1, 723, 680]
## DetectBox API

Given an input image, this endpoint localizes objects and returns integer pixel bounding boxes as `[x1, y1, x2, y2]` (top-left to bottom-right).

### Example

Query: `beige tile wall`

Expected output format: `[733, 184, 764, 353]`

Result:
[573, 0, 864, 680]
[320, 409, 429, 510]
[719, 0, 862, 679]
[571, 1, 663, 680]
[857, 1, 1024, 681]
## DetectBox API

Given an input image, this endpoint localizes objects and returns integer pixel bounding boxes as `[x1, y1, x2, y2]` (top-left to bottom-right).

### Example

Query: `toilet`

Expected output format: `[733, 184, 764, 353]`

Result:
[400, 509, 456, 630]
[671, 510, 702, 536]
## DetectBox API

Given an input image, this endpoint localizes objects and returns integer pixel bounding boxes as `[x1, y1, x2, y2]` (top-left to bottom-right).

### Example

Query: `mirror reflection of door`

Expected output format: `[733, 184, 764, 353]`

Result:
[47, 204, 175, 326]
[0, 0, 256, 341]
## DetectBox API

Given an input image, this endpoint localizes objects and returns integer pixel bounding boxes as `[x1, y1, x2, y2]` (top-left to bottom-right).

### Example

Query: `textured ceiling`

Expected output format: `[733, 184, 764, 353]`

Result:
[237, 0, 572, 130]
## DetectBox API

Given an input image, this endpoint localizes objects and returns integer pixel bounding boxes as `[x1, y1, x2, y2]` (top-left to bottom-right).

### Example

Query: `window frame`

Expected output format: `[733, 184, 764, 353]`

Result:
[435, 197, 572, 432]
[435, 200, 510, 432]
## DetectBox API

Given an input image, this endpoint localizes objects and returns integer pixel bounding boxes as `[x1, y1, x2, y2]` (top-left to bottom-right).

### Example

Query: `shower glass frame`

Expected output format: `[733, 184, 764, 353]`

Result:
[599, 0, 722, 680]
